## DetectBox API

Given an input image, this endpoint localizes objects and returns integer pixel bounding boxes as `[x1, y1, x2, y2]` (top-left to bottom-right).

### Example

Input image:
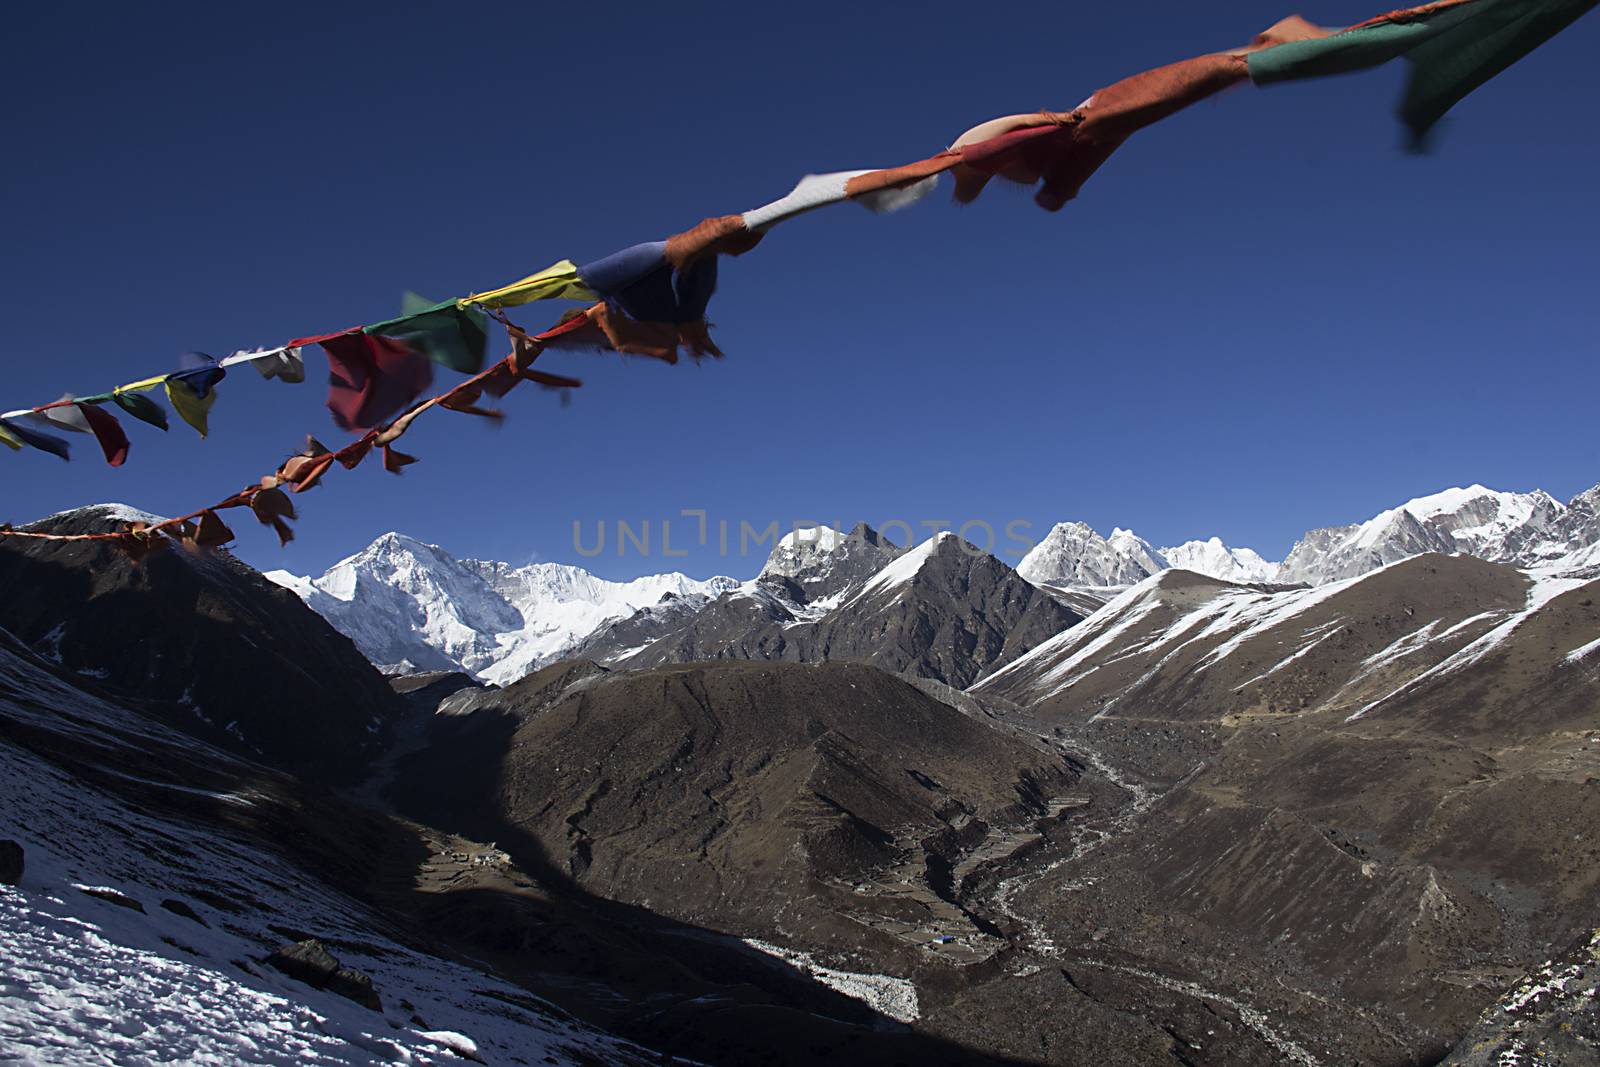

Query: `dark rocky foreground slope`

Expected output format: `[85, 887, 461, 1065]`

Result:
[0, 505, 398, 783]
[582, 532, 1084, 688]
[0, 627, 665, 1064]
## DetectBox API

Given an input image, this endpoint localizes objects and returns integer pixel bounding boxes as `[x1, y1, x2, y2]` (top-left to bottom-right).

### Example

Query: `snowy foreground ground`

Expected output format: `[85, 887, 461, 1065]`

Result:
[0, 639, 657, 1066]
[0, 887, 485, 1065]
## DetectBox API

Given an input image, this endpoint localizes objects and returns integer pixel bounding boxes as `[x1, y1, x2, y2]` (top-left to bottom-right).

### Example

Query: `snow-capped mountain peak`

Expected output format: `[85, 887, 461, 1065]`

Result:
[266, 534, 522, 677]
[1020, 521, 1280, 589]
[1108, 527, 1165, 566]
[266, 534, 735, 684]
[1018, 522, 1167, 589]
[756, 522, 905, 601]
[1279, 482, 1593, 585]
[1159, 537, 1280, 584]
[1398, 485, 1566, 561]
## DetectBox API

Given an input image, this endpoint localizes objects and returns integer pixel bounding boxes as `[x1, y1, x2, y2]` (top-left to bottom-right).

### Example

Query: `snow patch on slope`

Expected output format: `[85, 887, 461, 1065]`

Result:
[1231, 621, 1345, 691]
[1345, 570, 1592, 722]
[979, 577, 1167, 693]
[37, 502, 169, 528]
[0, 890, 490, 1066]
[853, 533, 953, 600]
[741, 939, 918, 1024]
[1565, 636, 1600, 663]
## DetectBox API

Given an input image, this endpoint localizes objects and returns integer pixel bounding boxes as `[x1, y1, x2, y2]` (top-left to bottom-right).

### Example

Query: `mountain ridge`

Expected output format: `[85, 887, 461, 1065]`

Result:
[267, 478, 1600, 690]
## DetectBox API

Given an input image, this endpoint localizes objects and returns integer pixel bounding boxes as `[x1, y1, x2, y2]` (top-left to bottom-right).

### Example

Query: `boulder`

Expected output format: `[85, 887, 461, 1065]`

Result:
[0, 839, 22, 885]
[267, 939, 381, 1010]
[77, 885, 144, 912]
[159, 898, 209, 927]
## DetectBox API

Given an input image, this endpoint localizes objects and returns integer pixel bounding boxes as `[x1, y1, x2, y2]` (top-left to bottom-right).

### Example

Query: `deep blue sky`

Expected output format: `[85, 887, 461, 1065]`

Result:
[3, 1, 1595, 580]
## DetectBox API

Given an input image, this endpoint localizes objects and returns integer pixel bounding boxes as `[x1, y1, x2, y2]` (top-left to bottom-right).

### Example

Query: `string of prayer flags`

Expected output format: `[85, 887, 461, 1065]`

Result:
[113, 520, 171, 563]
[305, 294, 496, 432]
[0, 307, 602, 557]
[187, 509, 236, 550]
[166, 351, 226, 397]
[2, 0, 1593, 483]
[545, 166, 940, 364]
[562, 242, 727, 362]
[165, 379, 217, 437]
[1, 346, 302, 464]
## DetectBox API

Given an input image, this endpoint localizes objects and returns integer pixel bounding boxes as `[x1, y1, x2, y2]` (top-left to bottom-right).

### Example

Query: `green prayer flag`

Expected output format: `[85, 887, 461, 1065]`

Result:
[1398, 0, 1598, 142]
[1248, 3, 1483, 84]
[113, 391, 169, 431]
[363, 293, 490, 374]
[1249, 0, 1598, 142]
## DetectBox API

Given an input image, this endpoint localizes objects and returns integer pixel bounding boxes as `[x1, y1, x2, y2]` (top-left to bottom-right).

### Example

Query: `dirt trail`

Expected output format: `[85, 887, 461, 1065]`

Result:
[981, 727, 1162, 957]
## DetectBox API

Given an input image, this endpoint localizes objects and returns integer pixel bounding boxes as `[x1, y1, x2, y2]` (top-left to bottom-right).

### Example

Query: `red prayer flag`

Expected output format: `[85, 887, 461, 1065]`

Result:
[290, 328, 434, 433]
[953, 52, 1250, 210]
[77, 404, 131, 467]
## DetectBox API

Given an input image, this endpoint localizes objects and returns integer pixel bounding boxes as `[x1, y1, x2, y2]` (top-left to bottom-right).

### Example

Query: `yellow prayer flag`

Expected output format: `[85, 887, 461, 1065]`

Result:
[459, 260, 598, 310]
[117, 375, 169, 393]
[165, 379, 216, 437]
[0, 423, 21, 451]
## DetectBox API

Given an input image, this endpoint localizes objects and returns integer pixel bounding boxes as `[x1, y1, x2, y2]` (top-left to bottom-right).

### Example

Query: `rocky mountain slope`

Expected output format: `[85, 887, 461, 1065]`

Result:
[387, 539, 1600, 1065]
[960, 551, 1600, 1063]
[1440, 927, 1600, 1066]
[0, 505, 397, 784]
[389, 659, 1082, 962]
[266, 532, 735, 684]
[580, 531, 1084, 688]
[757, 522, 906, 599]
